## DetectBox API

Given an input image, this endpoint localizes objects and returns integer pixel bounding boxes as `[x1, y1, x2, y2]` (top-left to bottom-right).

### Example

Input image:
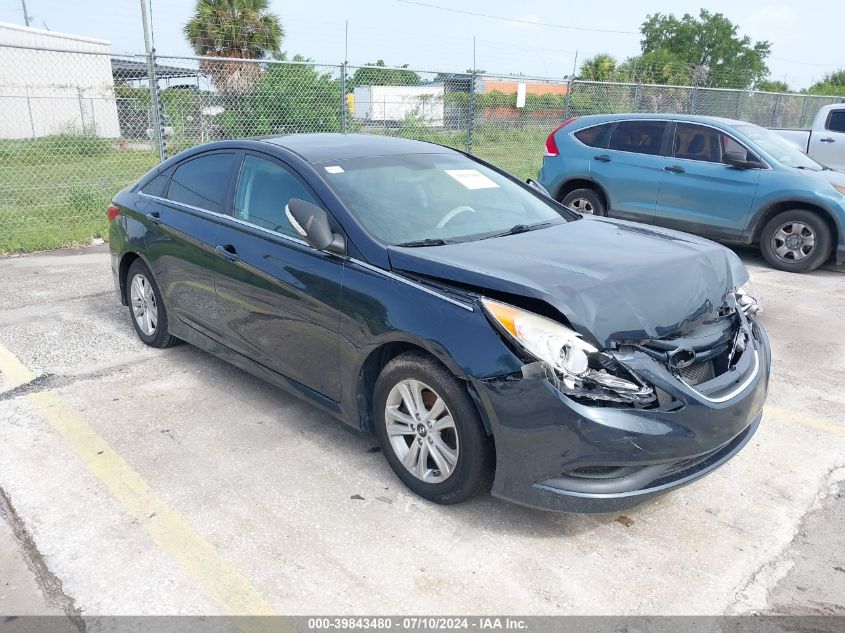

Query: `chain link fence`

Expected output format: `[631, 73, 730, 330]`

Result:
[567, 80, 842, 127]
[0, 41, 840, 253]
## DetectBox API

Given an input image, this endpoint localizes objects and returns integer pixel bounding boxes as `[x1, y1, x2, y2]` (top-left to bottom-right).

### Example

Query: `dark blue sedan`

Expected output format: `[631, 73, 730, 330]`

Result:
[108, 134, 770, 512]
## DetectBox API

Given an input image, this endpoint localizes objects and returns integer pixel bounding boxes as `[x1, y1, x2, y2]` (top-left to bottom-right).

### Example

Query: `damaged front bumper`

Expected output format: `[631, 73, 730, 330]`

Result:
[468, 318, 771, 513]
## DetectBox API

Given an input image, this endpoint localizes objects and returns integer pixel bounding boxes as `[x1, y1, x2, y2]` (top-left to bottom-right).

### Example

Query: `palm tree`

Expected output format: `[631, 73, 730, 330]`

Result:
[184, 0, 284, 94]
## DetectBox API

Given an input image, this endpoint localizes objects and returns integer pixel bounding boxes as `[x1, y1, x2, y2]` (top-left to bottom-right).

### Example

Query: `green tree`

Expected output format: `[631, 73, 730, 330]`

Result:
[807, 70, 845, 96]
[184, 0, 284, 93]
[755, 79, 791, 93]
[640, 10, 771, 88]
[349, 61, 422, 89]
[220, 54, 341, 137]
[618, 49, 692, 85]
[577, 54, 618, 82]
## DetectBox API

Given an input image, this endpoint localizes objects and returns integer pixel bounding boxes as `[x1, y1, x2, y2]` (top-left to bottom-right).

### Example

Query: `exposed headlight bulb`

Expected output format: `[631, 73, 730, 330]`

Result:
[560, 344, 589, 376]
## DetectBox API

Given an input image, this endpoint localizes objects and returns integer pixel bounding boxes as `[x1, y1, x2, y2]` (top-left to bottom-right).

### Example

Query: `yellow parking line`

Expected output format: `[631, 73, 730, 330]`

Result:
[764, 405, 845, 437]
[0, 344, 282, 627]
[0, 343, 35, 389]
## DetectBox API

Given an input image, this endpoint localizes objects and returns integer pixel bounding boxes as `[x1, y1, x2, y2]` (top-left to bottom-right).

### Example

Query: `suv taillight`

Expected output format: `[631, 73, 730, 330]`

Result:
[545, 117, 577, 157]
[106, 203, 120, 222]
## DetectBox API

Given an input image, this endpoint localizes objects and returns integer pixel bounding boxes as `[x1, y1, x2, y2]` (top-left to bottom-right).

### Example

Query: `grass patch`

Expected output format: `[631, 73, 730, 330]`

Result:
[0, 144, 158, 253]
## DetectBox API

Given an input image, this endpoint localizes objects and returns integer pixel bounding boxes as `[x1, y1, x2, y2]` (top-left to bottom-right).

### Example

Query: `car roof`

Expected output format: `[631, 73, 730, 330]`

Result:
[572, 113, 752, 127]
[259, 133, 457, 163]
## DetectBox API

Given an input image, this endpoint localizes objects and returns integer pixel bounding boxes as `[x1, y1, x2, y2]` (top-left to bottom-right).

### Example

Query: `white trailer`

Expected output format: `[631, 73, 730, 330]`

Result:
[0, 22, 120, 139]
[352, 85, 444, 126]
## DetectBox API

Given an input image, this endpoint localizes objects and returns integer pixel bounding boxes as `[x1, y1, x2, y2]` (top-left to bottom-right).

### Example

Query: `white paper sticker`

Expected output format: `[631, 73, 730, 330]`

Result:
[444, 169, 499, 190]
[324, 165, 344, 174]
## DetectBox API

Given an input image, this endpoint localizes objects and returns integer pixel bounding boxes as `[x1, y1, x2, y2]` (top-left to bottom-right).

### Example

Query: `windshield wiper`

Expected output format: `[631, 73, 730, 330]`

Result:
[477, 221, 555, 240]
[395, 238, 450, 247]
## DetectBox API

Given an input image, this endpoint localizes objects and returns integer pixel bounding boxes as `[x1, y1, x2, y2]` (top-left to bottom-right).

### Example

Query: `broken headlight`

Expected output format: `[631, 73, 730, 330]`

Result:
[481, 299, 655, 405]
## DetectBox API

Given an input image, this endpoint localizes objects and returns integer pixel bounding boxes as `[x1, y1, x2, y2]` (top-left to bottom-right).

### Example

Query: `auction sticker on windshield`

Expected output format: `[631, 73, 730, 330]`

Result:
[445, 169, 500, 190]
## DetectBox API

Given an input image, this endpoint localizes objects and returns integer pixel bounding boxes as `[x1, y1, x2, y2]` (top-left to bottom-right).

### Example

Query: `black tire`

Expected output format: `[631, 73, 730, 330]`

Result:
[373, 352, 494, 504]
[760, 209, 833, 273]
[125, 259, 179, 348]
[560, 188, 606, 216]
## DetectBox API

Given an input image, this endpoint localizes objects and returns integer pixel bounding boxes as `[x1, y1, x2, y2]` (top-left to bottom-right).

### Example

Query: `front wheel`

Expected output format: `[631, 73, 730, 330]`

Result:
[560, 188, 606, 216]
[373, 352, 494, 504]
[760, 210, 833, 273]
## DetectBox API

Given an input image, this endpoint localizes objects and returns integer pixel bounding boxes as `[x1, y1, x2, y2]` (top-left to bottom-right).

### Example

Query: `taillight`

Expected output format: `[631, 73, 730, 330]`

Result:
[544, 117, 577, 157]
[106, 203, 120, 222]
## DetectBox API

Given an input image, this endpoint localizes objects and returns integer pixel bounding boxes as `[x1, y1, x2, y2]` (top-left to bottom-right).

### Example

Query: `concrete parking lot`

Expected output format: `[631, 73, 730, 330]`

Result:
[1, 245, 844, 620]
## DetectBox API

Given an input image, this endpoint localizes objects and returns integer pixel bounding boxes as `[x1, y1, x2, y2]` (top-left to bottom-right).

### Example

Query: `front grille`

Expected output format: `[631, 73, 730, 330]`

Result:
[678, 359, 716, 386]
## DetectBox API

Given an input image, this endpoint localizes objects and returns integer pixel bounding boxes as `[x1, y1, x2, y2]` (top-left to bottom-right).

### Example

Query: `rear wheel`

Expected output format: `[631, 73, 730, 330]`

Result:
[760, 209, 832, 273]
[126, 259, 179, 348]
[373, 352, 494, 504]
[560, 188, 606, 216]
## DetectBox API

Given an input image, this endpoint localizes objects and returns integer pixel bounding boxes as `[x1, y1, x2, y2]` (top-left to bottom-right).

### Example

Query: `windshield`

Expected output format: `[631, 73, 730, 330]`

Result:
[734, 124, 825, 170]
[319, 153, 569, 245]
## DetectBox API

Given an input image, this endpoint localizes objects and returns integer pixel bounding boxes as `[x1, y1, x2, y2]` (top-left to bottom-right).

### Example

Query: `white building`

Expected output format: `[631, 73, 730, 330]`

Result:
[0, 22, 120, 139]
[352, 85, 445, 126]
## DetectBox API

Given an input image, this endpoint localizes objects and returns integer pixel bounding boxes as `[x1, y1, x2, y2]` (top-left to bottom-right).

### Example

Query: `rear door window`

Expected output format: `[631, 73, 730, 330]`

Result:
[574, 123, 613, 148]
[826, 110, 845, 133]
[607, 121, 667, 156]
[167, 153, 237, 213]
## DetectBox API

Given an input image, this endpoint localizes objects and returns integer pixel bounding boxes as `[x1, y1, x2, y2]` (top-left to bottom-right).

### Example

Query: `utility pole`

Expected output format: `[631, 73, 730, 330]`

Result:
[21, 0, 31, 27]
[140, 0, 164, 161]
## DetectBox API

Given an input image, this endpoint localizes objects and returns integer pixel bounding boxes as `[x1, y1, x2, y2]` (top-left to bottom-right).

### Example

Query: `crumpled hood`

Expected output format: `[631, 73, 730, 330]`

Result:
[387, 216, 748, 347]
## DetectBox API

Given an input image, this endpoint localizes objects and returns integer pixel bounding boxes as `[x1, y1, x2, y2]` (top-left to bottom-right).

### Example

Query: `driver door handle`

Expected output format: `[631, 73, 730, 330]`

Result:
[593, 154, 611, 162]
[819, 138, 835, 143]
[215, 244, 240, 262]
[664, 165, 685, 174]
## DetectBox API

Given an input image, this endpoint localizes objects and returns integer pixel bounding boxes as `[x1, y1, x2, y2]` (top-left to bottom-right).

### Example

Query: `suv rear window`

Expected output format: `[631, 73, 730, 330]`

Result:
[607, 121, 667, 156]
[574, 124, 612, 148]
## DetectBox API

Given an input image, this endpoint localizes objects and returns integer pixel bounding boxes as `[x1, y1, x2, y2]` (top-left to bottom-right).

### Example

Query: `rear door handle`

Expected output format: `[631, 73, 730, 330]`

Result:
[593, 154, 611, 162]
[148, 210, 161, 225]
[215, 244, 240, 262]
[820, 138, 835, 143]
[664, 165, 686, 174]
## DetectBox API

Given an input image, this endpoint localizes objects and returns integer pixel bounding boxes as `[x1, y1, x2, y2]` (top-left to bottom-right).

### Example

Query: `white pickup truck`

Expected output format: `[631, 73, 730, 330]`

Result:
[772, 103, 845, 171]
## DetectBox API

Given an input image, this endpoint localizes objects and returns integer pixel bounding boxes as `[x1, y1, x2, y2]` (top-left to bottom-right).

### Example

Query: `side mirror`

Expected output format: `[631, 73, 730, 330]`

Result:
[724, 150, 750, 169]
[285, 199, 346, 255]
[526, 178, 552, 198]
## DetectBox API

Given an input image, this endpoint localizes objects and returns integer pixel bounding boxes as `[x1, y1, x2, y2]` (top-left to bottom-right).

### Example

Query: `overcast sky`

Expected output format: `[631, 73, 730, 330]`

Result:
[1, 0, 842, 89]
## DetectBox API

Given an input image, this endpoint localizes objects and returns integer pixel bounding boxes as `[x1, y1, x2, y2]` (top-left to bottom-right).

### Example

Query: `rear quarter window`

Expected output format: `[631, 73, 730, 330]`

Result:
[826, 110, 845, 133]
[574, 123, 612, 148]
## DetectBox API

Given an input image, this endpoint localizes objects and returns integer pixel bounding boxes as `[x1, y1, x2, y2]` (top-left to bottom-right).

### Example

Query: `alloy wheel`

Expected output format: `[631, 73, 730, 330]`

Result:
[384, 379, 459, 483]
[567, 197, 595, 214]
[771, 221, 816, 262]
[130, 273, 158, 336]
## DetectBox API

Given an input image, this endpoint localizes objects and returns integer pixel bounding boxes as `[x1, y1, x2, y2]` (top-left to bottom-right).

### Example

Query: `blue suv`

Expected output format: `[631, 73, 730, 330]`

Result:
[538, 114, 845, 272]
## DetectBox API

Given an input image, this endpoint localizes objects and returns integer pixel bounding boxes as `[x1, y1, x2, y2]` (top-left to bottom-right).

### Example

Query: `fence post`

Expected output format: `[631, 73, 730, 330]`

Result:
[799, 95, 809, 127]
[771, 93, 781, 127]
[564, 79, 573, 118]
[466, 71, 476, 154]
[25, 85, 35, 139]
[340, 62, 348, 134]
[690, 85, 698, 115]
[150, 50, 166, 160]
